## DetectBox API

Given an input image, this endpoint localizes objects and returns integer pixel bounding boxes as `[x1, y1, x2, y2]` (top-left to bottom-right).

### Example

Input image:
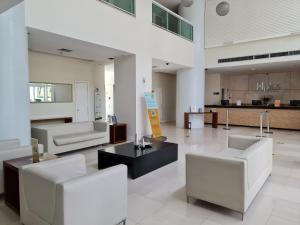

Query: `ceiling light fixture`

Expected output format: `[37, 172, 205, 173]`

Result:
[216, 1, 230, 16]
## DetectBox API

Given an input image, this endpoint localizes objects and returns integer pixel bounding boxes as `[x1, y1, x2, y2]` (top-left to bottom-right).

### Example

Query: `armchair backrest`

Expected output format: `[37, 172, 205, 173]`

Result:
[20, 155, 87, 224]
[228, 135, 260, 150]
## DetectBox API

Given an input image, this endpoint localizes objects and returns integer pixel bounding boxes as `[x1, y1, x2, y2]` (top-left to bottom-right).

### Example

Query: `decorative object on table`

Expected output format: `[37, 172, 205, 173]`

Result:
[274, 100, 281, 107]
[31, 138, 40, 163]
[261, 95, 273, 105]
[190, 106, 197, 113]
[39, 153, 58, 161]
[198, 108, 203, 113]
[252, 100, 262, 105]
[236, 100, 242, 106]
[110, 123, 127, 144]
[111, 115, 118, 125]
[221, 99, 229, 106]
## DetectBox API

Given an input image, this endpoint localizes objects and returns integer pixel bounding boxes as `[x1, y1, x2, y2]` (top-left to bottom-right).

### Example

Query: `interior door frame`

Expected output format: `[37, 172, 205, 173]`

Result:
[75, 80, 90, 122]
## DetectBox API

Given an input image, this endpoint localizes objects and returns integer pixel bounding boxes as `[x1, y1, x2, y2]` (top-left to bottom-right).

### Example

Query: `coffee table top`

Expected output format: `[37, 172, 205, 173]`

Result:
[98, 142, 177, 158]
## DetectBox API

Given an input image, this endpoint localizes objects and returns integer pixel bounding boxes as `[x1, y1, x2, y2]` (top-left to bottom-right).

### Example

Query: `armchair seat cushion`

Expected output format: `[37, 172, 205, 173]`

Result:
[53, 131, 106, 146]
[216, 148, 244, 158]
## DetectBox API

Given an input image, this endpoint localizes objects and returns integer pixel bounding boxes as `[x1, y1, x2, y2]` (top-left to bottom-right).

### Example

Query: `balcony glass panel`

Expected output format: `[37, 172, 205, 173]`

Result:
[152, 2, 193, 41]
[181, 20, 193, 41]
[168, 13, 180, 34]
[103, 0, 135, 15]
[152, 3, 167, 29]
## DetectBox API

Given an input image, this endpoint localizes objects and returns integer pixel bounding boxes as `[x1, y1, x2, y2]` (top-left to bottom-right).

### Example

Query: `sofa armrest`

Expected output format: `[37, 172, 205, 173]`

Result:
[228, 135, 261, 150]
[93, 121, 108, 132]
[186, 153, 247, 212]
[55, 165, 127, 225]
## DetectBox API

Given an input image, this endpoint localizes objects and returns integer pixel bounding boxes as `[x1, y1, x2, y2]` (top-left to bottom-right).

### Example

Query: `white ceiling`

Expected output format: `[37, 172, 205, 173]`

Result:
[155, 0, 181, 11]
[206, 60, 300, 75]
[0, 0, 22, 14]
[152, 58, 187, 74]
[28, 28, 130, 63]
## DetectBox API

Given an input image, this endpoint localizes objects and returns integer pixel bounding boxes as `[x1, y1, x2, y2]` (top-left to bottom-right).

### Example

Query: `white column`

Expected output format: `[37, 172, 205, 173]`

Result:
[114, 54, 152, 141]
[0, 2, 30, 145]
[176, 0, 206, 128]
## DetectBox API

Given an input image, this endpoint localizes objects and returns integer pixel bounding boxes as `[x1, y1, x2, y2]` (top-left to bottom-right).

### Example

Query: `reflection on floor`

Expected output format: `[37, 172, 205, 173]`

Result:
[1, 124, 300, 225]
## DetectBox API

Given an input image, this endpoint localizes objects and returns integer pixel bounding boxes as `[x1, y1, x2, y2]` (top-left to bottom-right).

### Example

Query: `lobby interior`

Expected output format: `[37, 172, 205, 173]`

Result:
[0, 1, 300, 225]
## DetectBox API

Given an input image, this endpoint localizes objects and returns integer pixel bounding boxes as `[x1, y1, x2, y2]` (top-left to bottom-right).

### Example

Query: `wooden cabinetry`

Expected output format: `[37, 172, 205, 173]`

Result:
[110, 123, 127, 144]
[205, 107, 300, 130]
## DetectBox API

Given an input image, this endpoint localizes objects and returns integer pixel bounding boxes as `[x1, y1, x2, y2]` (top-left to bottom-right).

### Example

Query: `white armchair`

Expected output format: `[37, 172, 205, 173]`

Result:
[186, 135, 273, 218]
[0, 139, 32, 194]
[19, 154, 127, 225]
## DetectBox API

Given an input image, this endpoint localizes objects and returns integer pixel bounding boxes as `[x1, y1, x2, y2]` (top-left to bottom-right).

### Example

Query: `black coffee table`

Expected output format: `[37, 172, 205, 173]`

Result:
[98, 142, 178, 179]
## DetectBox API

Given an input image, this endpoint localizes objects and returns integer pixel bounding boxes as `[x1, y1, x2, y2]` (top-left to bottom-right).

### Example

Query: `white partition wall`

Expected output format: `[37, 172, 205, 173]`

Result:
[176, 0, 206, 128]
[0, 2, 30, 145]
[114, 55, 152, 140]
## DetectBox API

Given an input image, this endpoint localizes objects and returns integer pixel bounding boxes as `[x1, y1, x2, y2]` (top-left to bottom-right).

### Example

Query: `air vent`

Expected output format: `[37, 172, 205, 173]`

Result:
[254, 54, 269, 59]
[270, 52, 289, 58]
[218, 49, 300, 64]
[218, 56, 253, 64]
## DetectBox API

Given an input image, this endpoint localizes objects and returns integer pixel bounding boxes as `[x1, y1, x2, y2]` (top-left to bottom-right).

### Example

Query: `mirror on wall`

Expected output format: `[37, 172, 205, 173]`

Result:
[29, 82, 73, 103]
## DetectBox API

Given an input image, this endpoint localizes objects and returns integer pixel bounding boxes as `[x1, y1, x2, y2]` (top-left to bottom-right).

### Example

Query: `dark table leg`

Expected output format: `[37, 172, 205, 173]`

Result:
[212, 112, 218, 128]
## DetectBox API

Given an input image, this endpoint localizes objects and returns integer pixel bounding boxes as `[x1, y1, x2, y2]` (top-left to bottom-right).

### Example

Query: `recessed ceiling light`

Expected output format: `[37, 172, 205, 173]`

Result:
[108, 57, 115, 60]
[58, 48, 73, 53]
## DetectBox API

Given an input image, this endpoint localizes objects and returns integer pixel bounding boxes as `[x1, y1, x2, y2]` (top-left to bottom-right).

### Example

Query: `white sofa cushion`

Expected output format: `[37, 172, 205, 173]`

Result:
[53, 131, 106, 146]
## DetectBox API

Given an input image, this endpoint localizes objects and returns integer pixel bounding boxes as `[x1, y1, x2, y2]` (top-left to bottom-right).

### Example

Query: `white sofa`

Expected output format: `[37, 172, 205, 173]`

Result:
[0, 139, 32, 194]
[31, 121, 109, 154]
[186, 135, 273, 217]
[19, 154, 127, 225]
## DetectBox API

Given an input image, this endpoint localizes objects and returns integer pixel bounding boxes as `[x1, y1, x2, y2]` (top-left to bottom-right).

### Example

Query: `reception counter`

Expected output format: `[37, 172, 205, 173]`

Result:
[205, 105, 300, 130]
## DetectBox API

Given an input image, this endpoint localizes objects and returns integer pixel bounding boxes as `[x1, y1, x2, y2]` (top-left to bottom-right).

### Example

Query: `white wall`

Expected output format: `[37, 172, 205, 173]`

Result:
[152, 72, 176, 122]
[114, 56, 137, 140]
[29, 51, 96, 121]
[206, 35, 300, 69]
[0, 2, 30, 145]
[205, 0, 300, 69]
[25, 0, 194, 136]
[25, 0, 194, 68]
[205, 73, 221, 105]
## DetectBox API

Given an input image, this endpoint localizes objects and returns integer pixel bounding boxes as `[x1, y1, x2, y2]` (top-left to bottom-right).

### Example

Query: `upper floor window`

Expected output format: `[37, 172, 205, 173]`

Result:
[100, 0, 135, 15]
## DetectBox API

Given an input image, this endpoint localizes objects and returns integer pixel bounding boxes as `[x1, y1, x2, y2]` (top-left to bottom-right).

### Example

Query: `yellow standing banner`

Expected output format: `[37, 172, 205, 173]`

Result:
[144, 92, 162, 138]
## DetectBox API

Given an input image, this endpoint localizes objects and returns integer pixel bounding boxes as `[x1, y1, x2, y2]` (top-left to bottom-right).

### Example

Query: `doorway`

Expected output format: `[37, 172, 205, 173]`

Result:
[75, 81, 89, 122]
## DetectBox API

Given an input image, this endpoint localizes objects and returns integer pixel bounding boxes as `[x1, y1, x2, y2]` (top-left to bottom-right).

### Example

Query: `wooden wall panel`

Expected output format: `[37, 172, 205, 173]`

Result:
[205, 107, 300, 130]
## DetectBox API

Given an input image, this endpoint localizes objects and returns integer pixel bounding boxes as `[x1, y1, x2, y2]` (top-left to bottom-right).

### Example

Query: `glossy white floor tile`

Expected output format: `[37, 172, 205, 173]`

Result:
[0, 124, 300, 225]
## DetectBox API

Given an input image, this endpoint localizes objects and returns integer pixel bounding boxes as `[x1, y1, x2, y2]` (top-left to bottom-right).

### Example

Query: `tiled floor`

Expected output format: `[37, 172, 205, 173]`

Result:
[1, 124, 300, 225]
